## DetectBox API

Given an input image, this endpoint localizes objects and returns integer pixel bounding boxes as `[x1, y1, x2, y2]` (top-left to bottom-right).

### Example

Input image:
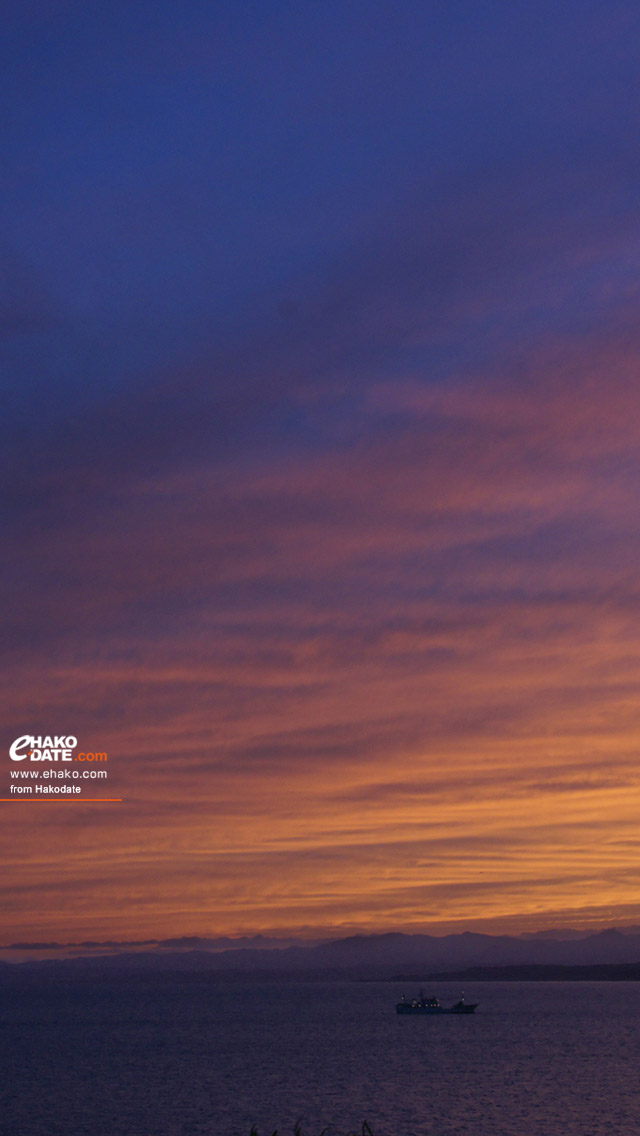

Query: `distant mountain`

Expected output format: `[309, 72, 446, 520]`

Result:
[3, 927, 640, 978]
[519, 926, 640, 941]
[306, 928, 640, 971]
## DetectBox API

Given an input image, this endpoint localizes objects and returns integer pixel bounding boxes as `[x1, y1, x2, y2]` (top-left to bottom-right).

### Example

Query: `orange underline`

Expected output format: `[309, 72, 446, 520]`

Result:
[0, 798, 123, 802]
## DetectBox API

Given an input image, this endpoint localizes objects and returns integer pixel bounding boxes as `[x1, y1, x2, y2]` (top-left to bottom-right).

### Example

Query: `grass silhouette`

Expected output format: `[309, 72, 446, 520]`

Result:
[248, 1121, 376, 1136]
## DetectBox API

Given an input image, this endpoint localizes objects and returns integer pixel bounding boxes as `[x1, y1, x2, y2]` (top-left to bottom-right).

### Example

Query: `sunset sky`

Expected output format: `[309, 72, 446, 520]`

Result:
[3, 0, 640, 952]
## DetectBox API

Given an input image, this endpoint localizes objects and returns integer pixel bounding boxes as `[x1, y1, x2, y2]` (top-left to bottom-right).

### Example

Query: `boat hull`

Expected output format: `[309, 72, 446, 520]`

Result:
[396, 1003, 477, 1014]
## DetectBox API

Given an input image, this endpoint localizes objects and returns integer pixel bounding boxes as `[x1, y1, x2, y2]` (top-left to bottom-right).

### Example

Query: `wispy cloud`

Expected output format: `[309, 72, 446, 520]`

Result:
[4, 0, 640, 945]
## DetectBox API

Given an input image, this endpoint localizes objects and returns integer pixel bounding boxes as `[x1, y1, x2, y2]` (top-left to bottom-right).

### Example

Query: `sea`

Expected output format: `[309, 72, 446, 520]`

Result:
[1, 976, 639, 1136]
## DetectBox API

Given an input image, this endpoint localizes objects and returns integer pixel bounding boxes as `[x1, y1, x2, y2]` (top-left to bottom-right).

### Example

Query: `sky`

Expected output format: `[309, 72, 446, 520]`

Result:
[3, 0, 640, 953]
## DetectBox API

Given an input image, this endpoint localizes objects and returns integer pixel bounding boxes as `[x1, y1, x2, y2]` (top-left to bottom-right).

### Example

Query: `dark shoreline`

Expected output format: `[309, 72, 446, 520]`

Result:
[3, 960, 640, 985]
[384, 962, 640, 982]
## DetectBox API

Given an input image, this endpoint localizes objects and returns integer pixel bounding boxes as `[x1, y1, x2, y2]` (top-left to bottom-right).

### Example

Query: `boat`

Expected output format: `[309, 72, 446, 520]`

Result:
[396, 990, 478, 1014]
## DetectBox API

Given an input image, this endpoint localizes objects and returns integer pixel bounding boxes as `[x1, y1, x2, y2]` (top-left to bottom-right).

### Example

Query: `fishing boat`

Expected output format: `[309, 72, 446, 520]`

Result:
[396, 990, 478, 1014]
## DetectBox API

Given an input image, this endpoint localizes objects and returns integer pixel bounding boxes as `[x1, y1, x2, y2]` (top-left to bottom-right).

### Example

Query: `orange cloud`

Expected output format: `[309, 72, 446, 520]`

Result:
[4, 313, 640, 945]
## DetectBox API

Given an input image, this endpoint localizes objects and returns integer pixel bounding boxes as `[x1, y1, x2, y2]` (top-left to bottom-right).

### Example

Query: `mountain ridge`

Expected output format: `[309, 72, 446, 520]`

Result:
[3, 927, 640, 975]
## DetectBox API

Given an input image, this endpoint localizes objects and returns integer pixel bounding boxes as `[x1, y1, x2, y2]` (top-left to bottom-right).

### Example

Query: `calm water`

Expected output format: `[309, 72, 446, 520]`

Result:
[1, 977, 639, 1136]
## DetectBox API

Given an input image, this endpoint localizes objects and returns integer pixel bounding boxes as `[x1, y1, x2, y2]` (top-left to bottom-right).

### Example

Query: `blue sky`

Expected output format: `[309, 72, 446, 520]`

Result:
[3, 1, 640, 945]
